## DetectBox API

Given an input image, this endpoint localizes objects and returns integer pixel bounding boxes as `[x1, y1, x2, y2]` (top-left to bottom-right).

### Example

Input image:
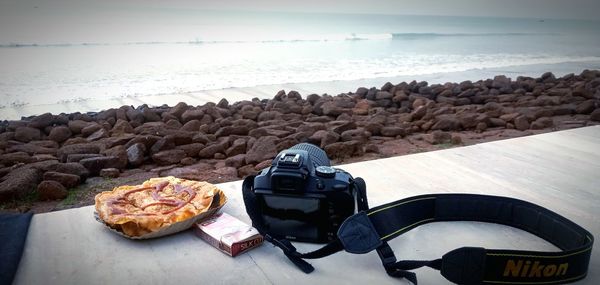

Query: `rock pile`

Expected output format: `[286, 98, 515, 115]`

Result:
[1, 70, 600, 203]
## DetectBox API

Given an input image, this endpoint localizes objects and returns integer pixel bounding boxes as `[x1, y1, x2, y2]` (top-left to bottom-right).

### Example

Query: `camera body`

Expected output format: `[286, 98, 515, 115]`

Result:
[253, 143, 357, 243]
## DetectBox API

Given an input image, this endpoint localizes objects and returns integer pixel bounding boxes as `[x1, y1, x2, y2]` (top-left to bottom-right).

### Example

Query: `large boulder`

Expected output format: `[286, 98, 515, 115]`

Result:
[48, 126, 72, 143]
[55, 162, 90, 181]
[112, 119, 134, 135]
[43, 171, 80, 189]
[57, 143, 101, 162]
[28, 112, 54, 129]
[198, 142, 227, 159]
[324, 141, 363, 159]
[0, 168, 42, 202]
[7, 143, 57, 156]
[245, 136, 279, 165]
[14, 127, 42, 142]
[80, 156, 123, 175]
[68, 120, 90, 134]
[0, 152, 34, 166]
[126, 143, 146, 167]
[431, 115, 461, 131]
[152, 149, 186, 165]
[37, 180, 68, 201]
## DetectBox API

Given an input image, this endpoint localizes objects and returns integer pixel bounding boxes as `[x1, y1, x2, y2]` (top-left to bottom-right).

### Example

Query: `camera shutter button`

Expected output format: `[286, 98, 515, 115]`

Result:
[316, 166, 336, 178]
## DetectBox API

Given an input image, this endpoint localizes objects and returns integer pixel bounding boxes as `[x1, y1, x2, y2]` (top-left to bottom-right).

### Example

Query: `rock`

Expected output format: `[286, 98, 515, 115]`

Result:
[198, 143, 226, 159]
[575, 100, 596, 114]
[43, 171, 80, 188]
[81, 123, 103, 137]
[66, 154, 102, 163]
[176, 143, 204, 157]
[7, 143, 57, 156]
[165, 102, 189, 120]
[87, 128, 109, 141]
[258, 111, 282, 121]
[142, 108, 162, 122]
[181, 120, 202, 132]
[246, 136, 279, 165]
[541, 72, 556, 82]
[102, 145, 128, 169]
[37, 180, 68, 201]
[254, 160, 272, 171]
[112, 119, 134, 135]
[14, 127, 42, 142]
[340, 129, 369, 142]
[0, 168, 41, 202]
[57, 143, 101, 162]
[181, 109, 205, 123]
[330, 121, 357, 134]
[68, 120, 89, 134]
[180, 157, 196, 166]
[530, 117, 553, 130]
[126, 143, 146, 166]
[514, 116, 530, 131]
[352, 100, 371, 115]
[215, 125, 249, 137]
[28, 112, 54, 129]
[225, 139, 247, 157]
[451, 134, 463, 145]
[590, 109, 600, 122]
[159, 163, 213, 179]
[151, 149, 186, 165]
[105, 134, 136, 148]
[150, 137, 176, 154]
[380, 127, 406, 137]
[0, 152, 34, 165]
[324, 141, 362, 159]
[425, 131, 451, 145]
[225, 154, 246, 168]
[55, 163, 90, 181]
[48, 126, 72, 143]
[488, 118, 507, 128]
[100, 168, 120, 178]
[412, 106, 427, 120]
[375, 91, 393, 100]
[126, 108, 144, 125]
[23, 160, 60, 172]
[80, 156, 124, 175]
[217, 98, 229, 108]
[431, 115, 461, 131]
[308, 130, 339, 148]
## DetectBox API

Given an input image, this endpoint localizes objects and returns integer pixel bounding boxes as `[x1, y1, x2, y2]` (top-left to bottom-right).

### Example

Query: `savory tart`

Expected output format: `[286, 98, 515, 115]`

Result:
[95, 176, 226, 237]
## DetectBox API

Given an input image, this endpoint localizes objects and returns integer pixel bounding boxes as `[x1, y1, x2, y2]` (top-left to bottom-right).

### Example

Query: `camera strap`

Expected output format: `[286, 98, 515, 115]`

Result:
[242, 177, 594, 285]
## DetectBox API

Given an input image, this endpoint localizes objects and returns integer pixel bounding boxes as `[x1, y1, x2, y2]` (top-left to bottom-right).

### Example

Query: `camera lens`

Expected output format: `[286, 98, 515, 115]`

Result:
[288, 143, 331, 167]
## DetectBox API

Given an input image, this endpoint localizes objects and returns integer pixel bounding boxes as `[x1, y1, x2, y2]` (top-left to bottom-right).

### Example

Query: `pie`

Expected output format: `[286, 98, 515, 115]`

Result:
[95, 176, 226, 237]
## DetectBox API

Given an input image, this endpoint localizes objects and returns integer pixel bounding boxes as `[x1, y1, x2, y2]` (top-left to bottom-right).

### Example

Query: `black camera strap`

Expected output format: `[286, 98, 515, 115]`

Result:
[242, 177, 594, 285]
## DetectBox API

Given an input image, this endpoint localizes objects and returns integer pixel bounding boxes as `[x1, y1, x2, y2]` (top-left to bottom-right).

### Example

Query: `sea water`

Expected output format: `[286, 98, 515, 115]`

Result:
[1, 11, 600, 114]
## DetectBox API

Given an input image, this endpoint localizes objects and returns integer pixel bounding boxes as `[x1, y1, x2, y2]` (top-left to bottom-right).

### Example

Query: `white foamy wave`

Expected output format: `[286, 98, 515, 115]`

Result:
[0, 33, 396, 48]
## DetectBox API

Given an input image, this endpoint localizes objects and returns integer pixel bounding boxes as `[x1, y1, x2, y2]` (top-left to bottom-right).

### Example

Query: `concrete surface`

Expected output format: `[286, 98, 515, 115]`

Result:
[13, 126, 600, 284]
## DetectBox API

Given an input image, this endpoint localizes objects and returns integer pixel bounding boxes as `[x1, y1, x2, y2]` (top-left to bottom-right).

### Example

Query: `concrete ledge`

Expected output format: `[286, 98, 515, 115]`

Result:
[14, 126, 600, 284]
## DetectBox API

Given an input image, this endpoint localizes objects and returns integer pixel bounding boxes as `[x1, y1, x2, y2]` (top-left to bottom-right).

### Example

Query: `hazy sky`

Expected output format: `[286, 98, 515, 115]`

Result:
[1, 0, 599, 44]
[1, 0, 599, 20]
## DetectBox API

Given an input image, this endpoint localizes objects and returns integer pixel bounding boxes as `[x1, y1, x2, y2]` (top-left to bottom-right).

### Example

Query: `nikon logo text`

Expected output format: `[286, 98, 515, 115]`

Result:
[503, 260, 568, 278]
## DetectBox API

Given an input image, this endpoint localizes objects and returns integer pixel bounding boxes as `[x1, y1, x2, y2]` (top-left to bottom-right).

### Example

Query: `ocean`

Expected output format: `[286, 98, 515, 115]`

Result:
[1, 11, 600, 118]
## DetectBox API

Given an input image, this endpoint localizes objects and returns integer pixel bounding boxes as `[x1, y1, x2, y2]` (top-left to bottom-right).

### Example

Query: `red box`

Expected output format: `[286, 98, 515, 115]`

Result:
[194, 213, 263, 257]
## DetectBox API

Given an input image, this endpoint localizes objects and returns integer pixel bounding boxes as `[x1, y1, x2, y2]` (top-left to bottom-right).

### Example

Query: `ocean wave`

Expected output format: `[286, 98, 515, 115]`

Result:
[391, 32, 547, 39]
[0, 32, 557, 48]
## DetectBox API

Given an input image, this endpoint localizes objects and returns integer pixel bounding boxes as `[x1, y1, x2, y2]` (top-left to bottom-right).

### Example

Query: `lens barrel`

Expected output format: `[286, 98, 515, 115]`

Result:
[288, 143, 331, 167]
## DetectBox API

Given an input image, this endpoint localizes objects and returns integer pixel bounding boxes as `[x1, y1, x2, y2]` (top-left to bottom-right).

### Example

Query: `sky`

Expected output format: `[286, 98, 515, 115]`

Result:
[1, 0, 599, 20]
[0, 0, 599, 44]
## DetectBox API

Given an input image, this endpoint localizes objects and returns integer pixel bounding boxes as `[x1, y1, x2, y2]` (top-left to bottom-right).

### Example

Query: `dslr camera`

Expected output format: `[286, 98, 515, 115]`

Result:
[252, 143, 362, 243]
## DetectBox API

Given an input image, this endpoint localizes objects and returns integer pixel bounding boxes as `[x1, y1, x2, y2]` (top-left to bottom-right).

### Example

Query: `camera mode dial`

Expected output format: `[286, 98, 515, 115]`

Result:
[315, 166, 336, 178]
